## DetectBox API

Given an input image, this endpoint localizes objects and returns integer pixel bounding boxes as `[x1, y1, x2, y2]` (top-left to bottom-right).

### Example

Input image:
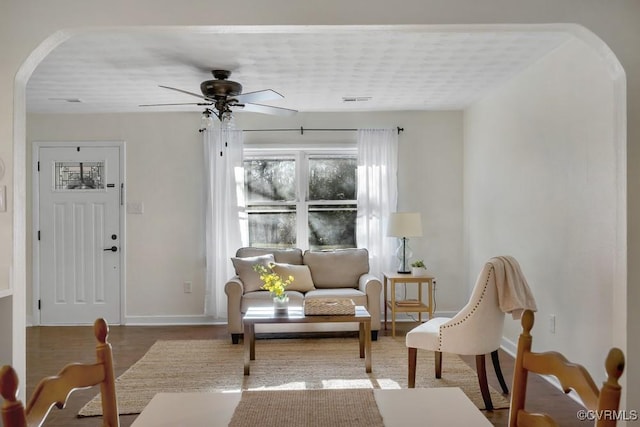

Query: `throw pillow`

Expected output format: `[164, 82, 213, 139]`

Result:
[231, 254, 275, 293]
[272, 263, 316, 292]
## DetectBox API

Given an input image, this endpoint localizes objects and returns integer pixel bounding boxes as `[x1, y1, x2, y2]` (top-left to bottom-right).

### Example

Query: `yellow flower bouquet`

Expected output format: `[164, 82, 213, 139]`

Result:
[253, 262, 294, 301]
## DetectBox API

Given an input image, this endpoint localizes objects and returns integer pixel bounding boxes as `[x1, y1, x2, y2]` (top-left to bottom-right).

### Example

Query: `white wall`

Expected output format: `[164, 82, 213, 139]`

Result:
[27, 113, 207, 321]
[27, 110, 465, 321]
[464, 37, 619, 382]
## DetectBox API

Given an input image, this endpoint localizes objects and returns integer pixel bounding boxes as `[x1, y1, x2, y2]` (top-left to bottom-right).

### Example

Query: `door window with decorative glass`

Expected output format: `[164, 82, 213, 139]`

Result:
[244, 151, 357, 250]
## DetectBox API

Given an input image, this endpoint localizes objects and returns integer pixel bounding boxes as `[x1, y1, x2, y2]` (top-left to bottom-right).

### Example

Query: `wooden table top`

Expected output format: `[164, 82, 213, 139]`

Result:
[383, 271, 436, 281]
[131, 388, 492, 427]
[243, 305, 371, 323]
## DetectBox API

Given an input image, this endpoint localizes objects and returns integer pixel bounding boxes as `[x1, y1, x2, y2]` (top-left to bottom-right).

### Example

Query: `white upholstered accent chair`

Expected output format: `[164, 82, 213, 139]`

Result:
[406, 259, 509, 411]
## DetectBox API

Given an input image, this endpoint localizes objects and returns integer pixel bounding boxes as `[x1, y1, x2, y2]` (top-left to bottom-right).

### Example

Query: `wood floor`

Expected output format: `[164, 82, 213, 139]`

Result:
[24, 322, 584, 426]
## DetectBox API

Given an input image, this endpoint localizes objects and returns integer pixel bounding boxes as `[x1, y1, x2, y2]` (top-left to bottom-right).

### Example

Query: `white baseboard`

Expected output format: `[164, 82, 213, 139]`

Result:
[500, 336, 517, 357]
[124, 315, 226, 326]
[27, 314, 226, 327]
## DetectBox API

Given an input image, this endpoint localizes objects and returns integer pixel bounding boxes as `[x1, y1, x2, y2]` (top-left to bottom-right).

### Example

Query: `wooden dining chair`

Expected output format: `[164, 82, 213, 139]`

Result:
[0, 318, 119, 427]
[509, 310, 625, 427]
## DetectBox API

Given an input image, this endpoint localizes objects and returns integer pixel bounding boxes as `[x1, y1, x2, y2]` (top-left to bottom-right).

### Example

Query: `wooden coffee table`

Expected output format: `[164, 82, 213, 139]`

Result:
[242, 305, 372, 375]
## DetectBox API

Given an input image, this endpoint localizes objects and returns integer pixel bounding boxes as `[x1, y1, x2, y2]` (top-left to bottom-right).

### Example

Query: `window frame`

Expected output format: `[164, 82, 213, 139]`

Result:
[243, 145, 357, 250]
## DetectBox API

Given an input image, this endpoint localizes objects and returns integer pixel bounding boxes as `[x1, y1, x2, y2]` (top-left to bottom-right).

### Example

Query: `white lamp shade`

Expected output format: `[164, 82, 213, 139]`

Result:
[387, 212, 423, 238]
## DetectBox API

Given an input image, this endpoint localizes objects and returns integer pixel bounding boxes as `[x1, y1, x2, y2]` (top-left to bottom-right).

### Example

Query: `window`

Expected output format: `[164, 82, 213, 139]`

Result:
[244, 150, 357, 250]
[54, 161, 105, 190]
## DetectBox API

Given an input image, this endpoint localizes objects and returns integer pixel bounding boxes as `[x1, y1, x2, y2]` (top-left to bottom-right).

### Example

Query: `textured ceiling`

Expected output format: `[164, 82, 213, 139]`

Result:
[26, 27, 571, 115]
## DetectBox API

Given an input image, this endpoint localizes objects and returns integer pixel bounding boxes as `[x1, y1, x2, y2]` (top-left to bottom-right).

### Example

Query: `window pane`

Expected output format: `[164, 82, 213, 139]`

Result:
[55, 161, 105, 190]
[244, 159, 296, 202]
[248, 206, 296, 248]
[308, 205, 357, 250]
[308, 157, 357, 200]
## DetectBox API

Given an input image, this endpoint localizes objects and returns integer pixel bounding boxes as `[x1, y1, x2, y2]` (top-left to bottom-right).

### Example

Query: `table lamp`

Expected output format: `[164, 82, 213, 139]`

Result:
[387, 212, 423, 274]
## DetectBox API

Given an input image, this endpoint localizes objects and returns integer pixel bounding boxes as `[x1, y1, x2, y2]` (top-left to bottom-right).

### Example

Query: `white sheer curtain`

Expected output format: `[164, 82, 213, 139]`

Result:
[356, 128, 398, 280]
[203, 126, 246, 318]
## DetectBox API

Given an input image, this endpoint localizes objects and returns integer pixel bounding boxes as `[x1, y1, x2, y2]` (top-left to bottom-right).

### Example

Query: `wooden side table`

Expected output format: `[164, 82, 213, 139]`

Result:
[383, 271, 436, 337]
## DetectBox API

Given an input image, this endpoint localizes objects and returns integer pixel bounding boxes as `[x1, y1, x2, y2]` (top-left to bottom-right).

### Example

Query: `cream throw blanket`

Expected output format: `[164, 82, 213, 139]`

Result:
[489, 256, 537, 319]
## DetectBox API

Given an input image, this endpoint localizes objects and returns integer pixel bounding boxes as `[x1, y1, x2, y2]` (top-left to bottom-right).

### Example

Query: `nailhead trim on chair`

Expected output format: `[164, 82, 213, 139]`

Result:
[437, 267, 494, 351]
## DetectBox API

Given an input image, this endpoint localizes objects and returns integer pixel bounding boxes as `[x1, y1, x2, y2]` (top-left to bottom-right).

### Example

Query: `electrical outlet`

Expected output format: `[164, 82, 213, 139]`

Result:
[183, 281, 192, 293]
[549, 314, 556, 334]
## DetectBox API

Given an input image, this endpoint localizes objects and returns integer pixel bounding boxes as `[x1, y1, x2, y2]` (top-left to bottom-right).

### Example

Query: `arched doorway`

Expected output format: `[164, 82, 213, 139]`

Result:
[12, 24, 627, 401]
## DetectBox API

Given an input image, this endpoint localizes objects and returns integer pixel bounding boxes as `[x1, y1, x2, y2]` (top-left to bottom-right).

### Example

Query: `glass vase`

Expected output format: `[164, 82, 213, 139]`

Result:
[273, 296, 289, 314]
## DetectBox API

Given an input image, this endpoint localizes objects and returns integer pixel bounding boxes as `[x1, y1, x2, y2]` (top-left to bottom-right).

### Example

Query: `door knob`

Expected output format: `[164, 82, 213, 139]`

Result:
[104, 246, 118, 252]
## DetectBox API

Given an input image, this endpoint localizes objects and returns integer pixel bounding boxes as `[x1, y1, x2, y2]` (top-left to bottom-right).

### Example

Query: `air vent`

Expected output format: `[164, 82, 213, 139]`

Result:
[342, 96, 372, 103]
[48, 98, 83, 103]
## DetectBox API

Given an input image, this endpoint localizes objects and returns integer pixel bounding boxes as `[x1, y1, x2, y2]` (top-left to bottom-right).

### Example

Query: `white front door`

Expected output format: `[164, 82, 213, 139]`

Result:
[37, 144, 123, 324]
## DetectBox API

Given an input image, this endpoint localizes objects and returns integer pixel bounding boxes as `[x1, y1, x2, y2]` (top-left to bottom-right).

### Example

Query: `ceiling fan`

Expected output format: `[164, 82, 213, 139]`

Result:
[140, 69, 297, 121]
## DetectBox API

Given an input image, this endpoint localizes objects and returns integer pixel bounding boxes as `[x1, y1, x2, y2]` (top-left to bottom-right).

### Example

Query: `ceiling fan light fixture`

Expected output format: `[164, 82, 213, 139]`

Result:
[201, 79, 242, 99]
[149, 70, 298, 120]
[221, 110, 236, 130]
[49, 97, 83, 103]
[201, 109, 214, 129]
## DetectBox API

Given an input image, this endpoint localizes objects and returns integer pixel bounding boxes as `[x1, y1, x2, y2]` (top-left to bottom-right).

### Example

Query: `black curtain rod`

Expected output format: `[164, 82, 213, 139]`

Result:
[242, 126, 404, 135]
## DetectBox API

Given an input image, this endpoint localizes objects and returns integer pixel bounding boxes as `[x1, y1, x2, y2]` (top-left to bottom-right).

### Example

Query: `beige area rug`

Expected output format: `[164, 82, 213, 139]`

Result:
[79, 337, 509, 417]
[229, 389, 384, 427]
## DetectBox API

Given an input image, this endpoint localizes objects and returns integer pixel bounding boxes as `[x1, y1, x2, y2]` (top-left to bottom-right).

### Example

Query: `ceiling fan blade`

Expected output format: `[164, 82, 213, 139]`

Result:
[234, 102, 297, 116]
[159, 85, 211, 101]
[235, 89, 284, 104]
[139, 102, 212, 107]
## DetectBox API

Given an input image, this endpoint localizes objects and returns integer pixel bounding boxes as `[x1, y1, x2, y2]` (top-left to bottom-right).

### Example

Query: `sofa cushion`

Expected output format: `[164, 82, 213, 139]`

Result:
[303, 248, 370, 289]
[272, 263, 315, 292]
[231, 254, 275, 293]
[236, 247, 303, 265]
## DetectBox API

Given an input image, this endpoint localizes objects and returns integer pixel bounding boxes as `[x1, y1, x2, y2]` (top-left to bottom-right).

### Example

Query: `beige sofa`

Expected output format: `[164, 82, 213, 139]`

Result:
[225, 247, 382, 344]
